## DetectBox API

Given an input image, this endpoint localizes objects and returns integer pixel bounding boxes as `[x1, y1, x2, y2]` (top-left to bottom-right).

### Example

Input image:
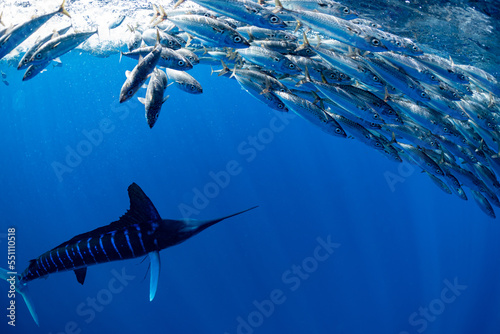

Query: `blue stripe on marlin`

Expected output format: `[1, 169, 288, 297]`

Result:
[0, 183, 257, 326]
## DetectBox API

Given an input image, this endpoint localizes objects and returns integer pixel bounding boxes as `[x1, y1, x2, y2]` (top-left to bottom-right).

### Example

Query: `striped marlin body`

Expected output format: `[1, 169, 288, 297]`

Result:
[2, 183, 257, 326]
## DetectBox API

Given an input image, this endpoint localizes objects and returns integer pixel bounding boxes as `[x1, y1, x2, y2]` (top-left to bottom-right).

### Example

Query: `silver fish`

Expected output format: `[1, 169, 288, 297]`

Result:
[313, 81, 385, 124]
[17, 25, 72, 70]
[233, 74, 288, 112]
[167, 15, 250, 49]
[274, 91, 347, 138]
[362, 28, 422, 56]
[415, 54, 470, 85]
[138, 68, 169, 128]
[471, 190, 495, 218]
[237, 26, 297, 41]
[363, 55, 431, 103]
[378, 52, 441, 86]
[142, 29, 182, 50]
[227, 66, 290, 93]
[270, 0, 358, 20]
[425, 171, 452, 195]
[121, 46, 193, 71]
[456, 64, 500, 96]
[329, 113, 387, 152]
[29, 30, 97, 66]
[127, 26, 143, 51]
[238, 46, 301, 75]
[108, 14, 126, 30]
[0, 0, 70, 60]
[119, 42, 163, 103]
[313, 46, 384, 89]
[175, 0, 287, 30]
[175, 48, 199, 65]
[393, 138, 445, 178]
[278, 6, 387, 52]
[165, 68, 203, 94]
[22, 62, 50, 81]
[258, 40, 316, 57]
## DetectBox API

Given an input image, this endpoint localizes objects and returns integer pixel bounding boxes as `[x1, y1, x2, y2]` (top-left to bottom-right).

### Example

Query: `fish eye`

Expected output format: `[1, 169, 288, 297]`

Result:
[437, 169, 443, 174]
[443, 127, 449, 133]
[168, 41, 173, 46]
[343, 7, 350, 14]
[127, 90, 134, 96]
[270, 16, 280, 23]
[420, 92, 427, 98]
[26, 70, 31, 76]
[371, 38, 380, 46]
[278, 103, 284, 109]
[273, 57, 280, 62]
[335, 128, 341, 133]
[372, 76, 379, 82]
[284, 35, 290, 40]
[233, 36, 242, 43]
[373, 114, 379, 119]
[288, 63, 295, 69]
[459, 74, 465, 80]
[36, 53, 42, 59]
[412, 45, 418, 51]
[190, 85, 196, 90]
[375, 142, 382, 147]
[395, 41, 401, 47]
[452, 92, 458, 98]
[178, 60, 185, 66]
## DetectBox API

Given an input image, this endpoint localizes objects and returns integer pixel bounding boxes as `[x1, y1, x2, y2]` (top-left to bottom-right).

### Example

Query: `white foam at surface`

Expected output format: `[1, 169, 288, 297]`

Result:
[0, 0, 198, 61]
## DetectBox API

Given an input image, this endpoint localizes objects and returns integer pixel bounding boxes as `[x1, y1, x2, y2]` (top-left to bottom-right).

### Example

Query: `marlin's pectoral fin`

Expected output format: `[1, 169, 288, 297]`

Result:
[149, 251, 161, 301]
[74, 268, 87, 285]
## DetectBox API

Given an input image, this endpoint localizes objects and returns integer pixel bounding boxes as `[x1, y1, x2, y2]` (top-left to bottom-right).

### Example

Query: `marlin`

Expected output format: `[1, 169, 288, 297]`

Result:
[0, 183, 257, 326]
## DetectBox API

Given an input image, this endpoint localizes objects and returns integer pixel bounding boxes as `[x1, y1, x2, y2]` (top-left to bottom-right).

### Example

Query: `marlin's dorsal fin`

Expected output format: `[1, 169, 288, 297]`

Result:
[49, 183, 161, 251]
[74, 268, 87, 285]
[121, 183, 161, 224]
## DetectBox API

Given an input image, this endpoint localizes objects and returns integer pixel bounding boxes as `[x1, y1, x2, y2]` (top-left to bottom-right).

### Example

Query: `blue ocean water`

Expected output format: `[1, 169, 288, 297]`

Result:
[1, 1, 500, 334]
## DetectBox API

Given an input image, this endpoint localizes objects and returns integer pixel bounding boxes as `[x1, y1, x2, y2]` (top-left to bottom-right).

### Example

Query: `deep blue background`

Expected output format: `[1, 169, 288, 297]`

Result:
[1, 34, 500, 334]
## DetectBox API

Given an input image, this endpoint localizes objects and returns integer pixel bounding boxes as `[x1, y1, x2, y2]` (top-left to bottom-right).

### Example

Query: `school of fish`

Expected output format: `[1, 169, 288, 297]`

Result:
[1, 0, 500, 218]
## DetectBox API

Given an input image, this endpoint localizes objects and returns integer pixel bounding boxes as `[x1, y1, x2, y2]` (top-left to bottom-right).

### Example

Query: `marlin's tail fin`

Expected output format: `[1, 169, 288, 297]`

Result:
[0, 267, 39, 326]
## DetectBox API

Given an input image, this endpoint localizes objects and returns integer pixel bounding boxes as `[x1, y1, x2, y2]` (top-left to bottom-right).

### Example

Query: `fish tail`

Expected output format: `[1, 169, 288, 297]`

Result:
[173, 0, 185, 9]
[59, 0, 71, 18]
[273, 0, 284, 13]
[0, 267, 39, 326]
